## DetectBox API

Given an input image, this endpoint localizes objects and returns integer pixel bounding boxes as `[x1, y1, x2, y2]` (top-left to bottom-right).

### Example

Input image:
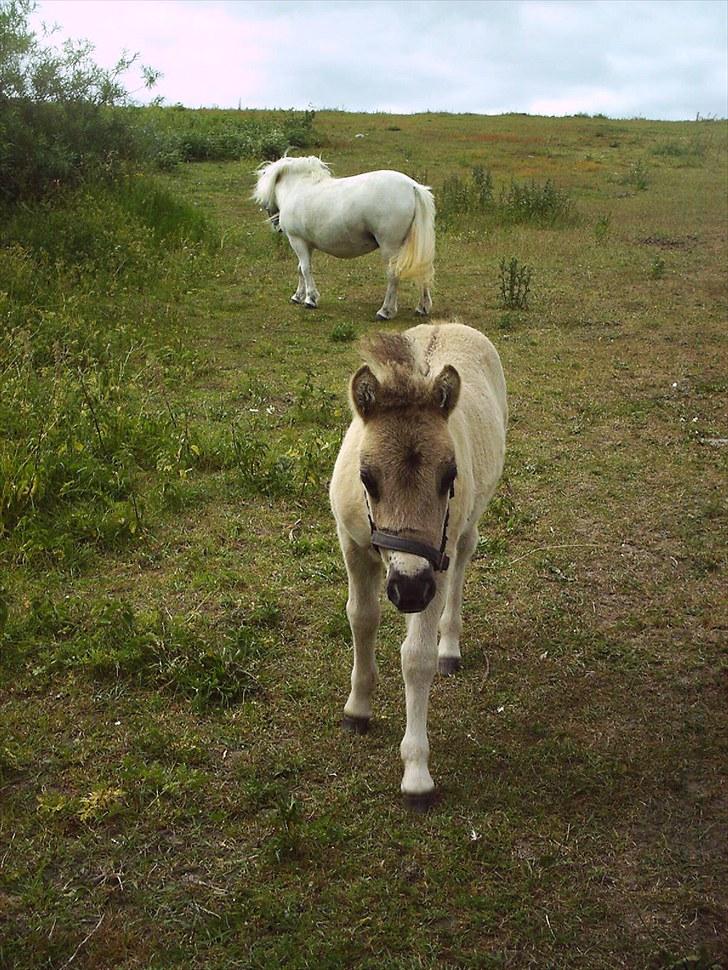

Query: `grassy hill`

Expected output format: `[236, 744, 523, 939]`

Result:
[1, 109, 726, 968]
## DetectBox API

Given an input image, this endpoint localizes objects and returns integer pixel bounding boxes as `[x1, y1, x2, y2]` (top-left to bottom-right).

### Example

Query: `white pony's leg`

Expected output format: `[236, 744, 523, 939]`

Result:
[340, 531, 383, 732]
[415, 284, 433, 317]
[438, 525, 478, 675]
[291, 266, 306, 305]
[287, 234, 319, 309]
[400, 585, 445, 808]
[376, 250, 400, 321]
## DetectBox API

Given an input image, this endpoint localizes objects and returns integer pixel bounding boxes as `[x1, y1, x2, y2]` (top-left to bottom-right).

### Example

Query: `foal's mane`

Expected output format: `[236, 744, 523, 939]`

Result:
[253, 155, 332, 210]
[361, 332, 435, 410]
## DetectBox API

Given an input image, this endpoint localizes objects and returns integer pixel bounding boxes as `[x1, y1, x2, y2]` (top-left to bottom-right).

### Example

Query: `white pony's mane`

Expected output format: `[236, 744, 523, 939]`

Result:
[253, 155, 333, 210]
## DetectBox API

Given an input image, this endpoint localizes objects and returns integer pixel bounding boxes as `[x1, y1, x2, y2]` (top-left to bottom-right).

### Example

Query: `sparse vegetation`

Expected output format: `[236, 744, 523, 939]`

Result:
[650, 254, 666, 279]
[330, 320, 356, 342]
[622, 158, 651, 191]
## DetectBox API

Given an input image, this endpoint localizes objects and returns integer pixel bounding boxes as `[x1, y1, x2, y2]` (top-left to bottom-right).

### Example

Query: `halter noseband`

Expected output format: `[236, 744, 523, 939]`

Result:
[364, 484, 454, 573]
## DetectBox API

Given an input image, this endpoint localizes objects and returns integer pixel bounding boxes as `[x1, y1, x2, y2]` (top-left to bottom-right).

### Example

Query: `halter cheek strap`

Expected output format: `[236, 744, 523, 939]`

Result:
[364, 484, 454, 573]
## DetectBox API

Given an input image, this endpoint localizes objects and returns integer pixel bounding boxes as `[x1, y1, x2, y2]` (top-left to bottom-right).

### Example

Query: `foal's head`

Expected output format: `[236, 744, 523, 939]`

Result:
[350, 334, 460, 614]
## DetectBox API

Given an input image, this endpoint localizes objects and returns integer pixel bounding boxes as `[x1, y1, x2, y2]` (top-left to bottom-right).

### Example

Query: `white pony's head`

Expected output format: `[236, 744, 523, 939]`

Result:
[252, 155, 332, 215]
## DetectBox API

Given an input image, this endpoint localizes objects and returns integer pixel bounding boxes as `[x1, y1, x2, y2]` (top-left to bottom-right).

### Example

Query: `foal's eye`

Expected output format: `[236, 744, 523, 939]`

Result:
[439, 464, 457, 497]
[360, 468, 380, 502]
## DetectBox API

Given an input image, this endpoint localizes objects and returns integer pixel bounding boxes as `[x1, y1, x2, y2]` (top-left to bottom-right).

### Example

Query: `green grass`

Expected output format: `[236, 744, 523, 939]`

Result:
[1, 109, 727, 969]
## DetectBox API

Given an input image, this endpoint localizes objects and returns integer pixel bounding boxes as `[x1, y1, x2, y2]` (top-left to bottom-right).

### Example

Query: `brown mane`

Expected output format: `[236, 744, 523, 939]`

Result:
[359, 332, 434, 411]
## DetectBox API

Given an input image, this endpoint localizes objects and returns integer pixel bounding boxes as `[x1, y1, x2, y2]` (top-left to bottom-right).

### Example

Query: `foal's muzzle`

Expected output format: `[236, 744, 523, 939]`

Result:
[387, 567, 436, 614]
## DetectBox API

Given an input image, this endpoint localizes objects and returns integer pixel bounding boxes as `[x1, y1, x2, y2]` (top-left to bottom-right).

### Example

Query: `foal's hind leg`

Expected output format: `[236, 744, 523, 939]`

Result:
[287, 234, 320, 309]
[415, 284, 432, 317]
[438, 525, 478, 675]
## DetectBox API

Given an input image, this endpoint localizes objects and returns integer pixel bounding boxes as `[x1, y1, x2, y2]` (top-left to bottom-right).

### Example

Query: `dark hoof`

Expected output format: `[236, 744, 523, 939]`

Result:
[403, 789, 438, 813]
[438, 656, 462, 676]
[375, 311, 392, 321]
[304, 301, 317, 310]
[342, 714, 370, 735]
[290, 296, 304, 305]
[414, 307, 429, 317]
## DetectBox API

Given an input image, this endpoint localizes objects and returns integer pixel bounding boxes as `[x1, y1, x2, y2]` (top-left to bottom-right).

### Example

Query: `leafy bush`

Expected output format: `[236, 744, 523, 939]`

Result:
[0, 0, 157, 201]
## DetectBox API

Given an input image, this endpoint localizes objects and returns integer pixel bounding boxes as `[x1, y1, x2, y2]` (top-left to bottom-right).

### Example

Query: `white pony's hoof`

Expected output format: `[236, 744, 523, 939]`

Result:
[414, 307, 430, 317]
[290, 295, 304, 305]
[304, 301, 318, 310]
[376, 310, 394, 321]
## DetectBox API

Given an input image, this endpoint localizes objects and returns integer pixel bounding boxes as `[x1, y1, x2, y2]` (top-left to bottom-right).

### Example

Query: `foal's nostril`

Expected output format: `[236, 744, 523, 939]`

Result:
[387, 570, 436, 614]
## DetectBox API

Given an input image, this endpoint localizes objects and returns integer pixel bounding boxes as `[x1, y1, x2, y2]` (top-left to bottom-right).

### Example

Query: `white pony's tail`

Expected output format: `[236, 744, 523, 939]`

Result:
[391, 182, 436, 284]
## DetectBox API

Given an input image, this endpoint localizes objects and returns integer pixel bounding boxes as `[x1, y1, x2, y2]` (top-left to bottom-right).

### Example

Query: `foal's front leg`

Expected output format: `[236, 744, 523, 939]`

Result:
[438, 525, 478, 675]
[400, 585, 445, 809]
[340, 532, 383, 733]
[287, 234, 320, 309]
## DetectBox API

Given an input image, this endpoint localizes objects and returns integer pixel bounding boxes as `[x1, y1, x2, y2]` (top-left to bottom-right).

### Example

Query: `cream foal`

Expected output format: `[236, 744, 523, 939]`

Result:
[330, 321, 508, 809]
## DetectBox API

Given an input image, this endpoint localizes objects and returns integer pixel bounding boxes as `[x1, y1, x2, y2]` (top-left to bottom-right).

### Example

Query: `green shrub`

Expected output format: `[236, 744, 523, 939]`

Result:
[438, 167, 573, 231]
[438, 166, 494, 230]
[135, 106, 318, 167]
[0, 179, 216, 563]
[499, 257, 533, 309]
[0, 0, 157, 201]
[499, 178, 573, 227]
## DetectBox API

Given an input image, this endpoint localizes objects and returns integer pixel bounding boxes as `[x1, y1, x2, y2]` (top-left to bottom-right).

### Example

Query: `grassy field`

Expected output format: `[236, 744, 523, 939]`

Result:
[1, 109, 727, 969]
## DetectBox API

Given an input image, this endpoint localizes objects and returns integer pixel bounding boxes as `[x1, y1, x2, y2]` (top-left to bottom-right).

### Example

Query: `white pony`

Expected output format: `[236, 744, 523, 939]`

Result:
[253, 156, 435, 320]
[330, 321, 508, 809]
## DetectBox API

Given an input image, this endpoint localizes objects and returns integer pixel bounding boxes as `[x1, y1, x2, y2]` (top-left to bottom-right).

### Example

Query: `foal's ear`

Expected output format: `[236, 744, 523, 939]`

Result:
[432, 365, 461, 417]
[350, 365, 380, 420]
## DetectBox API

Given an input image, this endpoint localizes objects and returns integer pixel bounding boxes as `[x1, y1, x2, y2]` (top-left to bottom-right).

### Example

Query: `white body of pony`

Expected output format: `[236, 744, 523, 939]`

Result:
[330, 321, 508, 809]
[253, 156, 435, 320]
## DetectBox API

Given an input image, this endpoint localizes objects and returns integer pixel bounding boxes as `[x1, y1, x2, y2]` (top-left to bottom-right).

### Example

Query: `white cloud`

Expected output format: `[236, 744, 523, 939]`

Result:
[31, 0, 728, 118]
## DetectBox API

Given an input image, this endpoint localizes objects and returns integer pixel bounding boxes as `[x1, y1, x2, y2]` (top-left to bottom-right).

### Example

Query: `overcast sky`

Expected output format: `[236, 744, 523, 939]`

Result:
[32, 0, 728, 119]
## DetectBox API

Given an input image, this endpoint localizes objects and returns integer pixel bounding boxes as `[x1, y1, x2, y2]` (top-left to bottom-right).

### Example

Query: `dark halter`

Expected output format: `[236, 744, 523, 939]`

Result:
[364, 483, 454, 573]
